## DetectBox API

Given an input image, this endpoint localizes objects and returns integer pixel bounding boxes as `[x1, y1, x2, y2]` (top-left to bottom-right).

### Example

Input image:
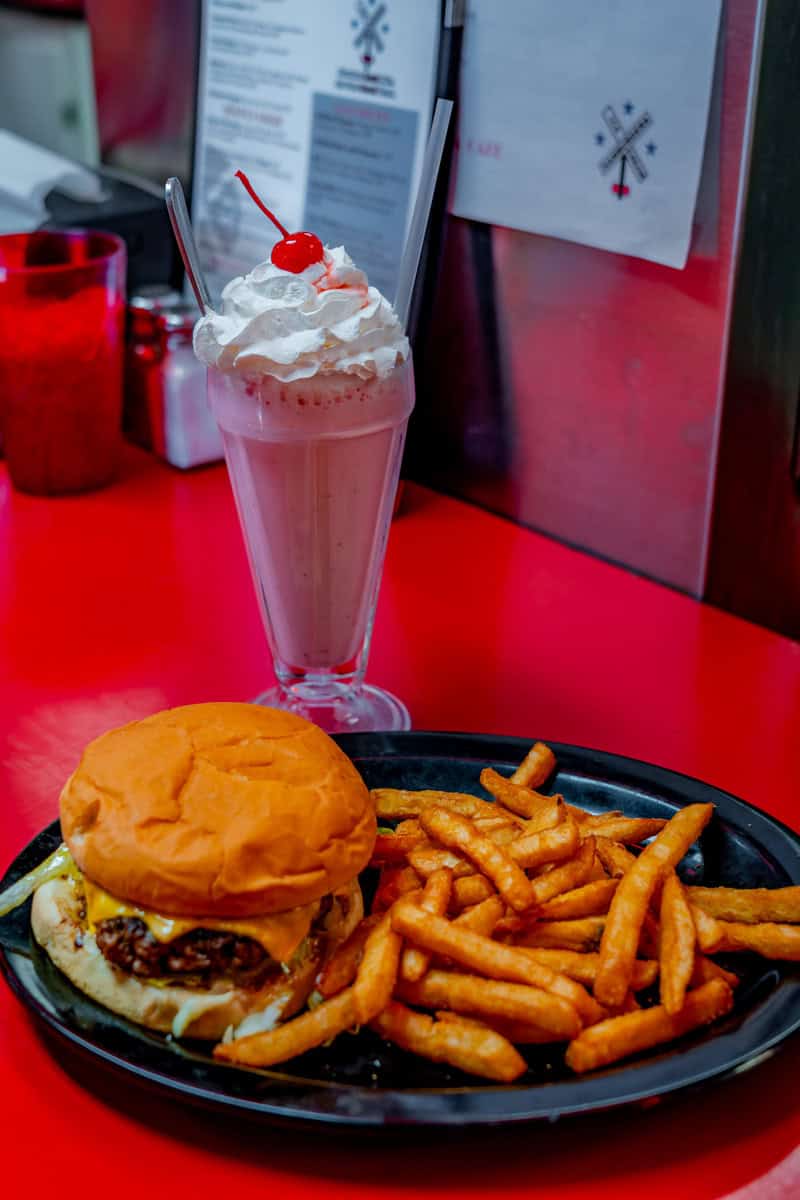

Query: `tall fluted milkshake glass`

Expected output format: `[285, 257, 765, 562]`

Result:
[195, 248, 413, 732]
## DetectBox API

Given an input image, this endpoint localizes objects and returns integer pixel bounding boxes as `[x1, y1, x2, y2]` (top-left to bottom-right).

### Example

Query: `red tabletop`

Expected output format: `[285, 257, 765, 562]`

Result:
[1, 447, 799, 1199]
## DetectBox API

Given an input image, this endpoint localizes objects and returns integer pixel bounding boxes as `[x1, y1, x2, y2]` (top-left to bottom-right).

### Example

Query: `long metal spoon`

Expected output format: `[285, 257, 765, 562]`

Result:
[164, 176, 213, 314]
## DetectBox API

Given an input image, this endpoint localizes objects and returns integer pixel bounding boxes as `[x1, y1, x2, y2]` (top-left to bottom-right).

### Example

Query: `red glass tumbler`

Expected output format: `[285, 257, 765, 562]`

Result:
[0, 230, 126, 494]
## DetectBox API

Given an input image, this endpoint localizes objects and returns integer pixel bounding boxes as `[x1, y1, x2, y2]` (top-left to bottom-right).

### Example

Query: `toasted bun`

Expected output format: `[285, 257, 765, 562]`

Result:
[32, 876, 363, 1040]
[60, 703, 375, 916]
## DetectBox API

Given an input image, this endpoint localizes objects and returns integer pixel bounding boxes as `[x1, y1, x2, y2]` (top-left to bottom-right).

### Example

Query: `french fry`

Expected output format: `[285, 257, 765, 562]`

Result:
[710, 920, 800, 960]
[450, 874, 496, 911]
[352, 910, 403, 1023]
[396, 970, 580, 1039]
[400, 868, 453, 982]
[690, 903, 725, 952]
[369, 830, 424, 865]
[584, 817, 668, 844]
[516, 948, 658, 991]
[372, 788, 522, 824]
[659, 873, 696, 1014]
[510, 741, 557, 789]
[391, 900, 602, 1025]
[527, 836, 596, 909]
[372, 864, 422, 913]
[409, 844, 474, 879]
[460, 1014, 560, 1044]
[394, 818, 423, 835]
[420, 807, 535, 912]
[371, 1002, 527, 1082]
[580, 811, 624, 828]
[686, 885, 800, 925]
[522, 798, 566, 835]
[214, 987, 357, 1066]
[594, 803, 714, 1006]
[481, 767, 582, 822]
[690, 954, 740, 990]
[453, 894, 505, 936]
[595, 838, 638, 878]
[508, 818, 580, 871]
[474, 815, 519, 834]
[565, 980, 734, 1074]
[316, 915, 380, 997]
[537, 877, 619, 920]
[513, 916, 607, 952]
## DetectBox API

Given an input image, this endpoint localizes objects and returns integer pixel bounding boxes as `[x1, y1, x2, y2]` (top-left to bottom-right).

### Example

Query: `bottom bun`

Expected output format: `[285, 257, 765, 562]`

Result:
[32, 876, 362, 1041]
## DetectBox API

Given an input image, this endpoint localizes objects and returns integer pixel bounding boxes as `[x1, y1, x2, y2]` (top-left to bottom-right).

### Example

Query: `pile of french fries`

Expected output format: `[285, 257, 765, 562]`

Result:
[214, 742, 800, 1081]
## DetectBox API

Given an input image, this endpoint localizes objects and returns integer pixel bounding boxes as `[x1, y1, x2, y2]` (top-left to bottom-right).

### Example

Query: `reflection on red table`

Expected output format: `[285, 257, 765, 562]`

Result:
[1, 448, 798, 1199]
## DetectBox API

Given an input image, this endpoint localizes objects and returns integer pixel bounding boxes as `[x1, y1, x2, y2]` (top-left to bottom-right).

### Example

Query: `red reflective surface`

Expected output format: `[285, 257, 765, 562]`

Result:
[1, 447, 799, 1198]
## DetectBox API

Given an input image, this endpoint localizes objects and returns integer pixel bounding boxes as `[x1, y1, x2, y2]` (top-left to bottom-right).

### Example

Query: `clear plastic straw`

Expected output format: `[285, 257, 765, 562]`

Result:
[393, 98, 454, 331]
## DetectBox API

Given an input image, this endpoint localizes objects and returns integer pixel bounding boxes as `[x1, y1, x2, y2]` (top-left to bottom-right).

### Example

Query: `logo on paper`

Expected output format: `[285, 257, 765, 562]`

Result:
[595, 102, 657, 199]
[351, 0, 390, 71]
[336, 0, 395, 98]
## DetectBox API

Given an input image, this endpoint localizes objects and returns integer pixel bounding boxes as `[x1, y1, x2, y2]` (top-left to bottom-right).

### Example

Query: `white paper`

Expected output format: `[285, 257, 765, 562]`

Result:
[451, 0, 723, 269]
[0, 129, 104, 211]
[192, 0, 441, 303]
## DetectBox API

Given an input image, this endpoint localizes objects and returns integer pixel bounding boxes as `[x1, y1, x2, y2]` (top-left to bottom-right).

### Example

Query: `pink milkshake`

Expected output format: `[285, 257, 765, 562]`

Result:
[194, 240, 413, 731]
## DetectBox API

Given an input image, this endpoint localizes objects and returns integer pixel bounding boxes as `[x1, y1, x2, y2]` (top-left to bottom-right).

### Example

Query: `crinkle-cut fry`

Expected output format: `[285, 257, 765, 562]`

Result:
[390, 900, 602, 1026]
[565, 979, 733, 1074]
[352, 910, 403, 1023]
[370, 830, 425, 865]
[453, 894, 505, 936]
[690, 954, 740, 990]
[450, 874, 496, 911]
[371, 1003, 526, 1082]
[527, 836, 596, 909]
[214, 987, 357, 1066]
[594, 802, 714, 1007]
[481, 767, 583, 822]
[710, 920, 800, 960]
[372, 864, 422, 913]
[409, 843, 475, 879]
[420, 807, 535, 912]
[396, 970, 581, 1039]
[659, 872, 696, 1014]
[516, 948, 658, 991]
[317, 915, 381, 997]
[686, 885, 800, 925]
[690, 903, 725, 952]
[400, 869, 453, 983]
[512, 916, 607, 952]
[595, 838, 638, 878]
[510, 741, 557, 789]
[585, 816, 668, 844]
[537, 877, 619, 921]
[508, 818, 580, 872]
[372, 788, 525, 824]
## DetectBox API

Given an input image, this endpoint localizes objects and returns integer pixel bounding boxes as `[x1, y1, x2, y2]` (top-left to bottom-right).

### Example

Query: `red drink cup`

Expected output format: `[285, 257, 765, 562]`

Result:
[0, 230, 126, 494]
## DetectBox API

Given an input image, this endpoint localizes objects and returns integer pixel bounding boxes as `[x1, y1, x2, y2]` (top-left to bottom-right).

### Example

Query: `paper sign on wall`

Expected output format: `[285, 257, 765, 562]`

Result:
[192, 0, 441, 303]
[451, 0, 723, 269]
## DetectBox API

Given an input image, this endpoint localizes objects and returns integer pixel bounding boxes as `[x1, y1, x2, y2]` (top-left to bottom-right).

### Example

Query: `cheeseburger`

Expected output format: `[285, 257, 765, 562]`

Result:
[18, 703, 374, 1040]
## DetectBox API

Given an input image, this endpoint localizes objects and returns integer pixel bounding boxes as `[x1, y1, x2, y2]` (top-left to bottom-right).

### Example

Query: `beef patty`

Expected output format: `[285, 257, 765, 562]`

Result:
[94, 919, 282, 987]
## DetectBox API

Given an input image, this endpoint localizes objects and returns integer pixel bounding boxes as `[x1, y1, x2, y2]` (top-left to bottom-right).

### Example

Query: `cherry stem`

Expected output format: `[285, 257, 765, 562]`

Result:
[234, 170, 289, 239]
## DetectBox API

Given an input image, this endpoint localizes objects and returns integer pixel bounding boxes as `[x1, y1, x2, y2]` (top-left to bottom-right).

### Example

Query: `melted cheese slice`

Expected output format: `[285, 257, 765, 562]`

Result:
[82, 877, 317, 964]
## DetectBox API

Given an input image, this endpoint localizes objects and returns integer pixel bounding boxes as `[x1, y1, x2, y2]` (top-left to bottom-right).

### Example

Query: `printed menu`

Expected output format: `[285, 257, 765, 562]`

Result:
[192, 0, 442, 302]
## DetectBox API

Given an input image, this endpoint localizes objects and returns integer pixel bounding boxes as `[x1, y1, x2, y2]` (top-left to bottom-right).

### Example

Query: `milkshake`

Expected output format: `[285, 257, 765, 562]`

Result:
[194, 224, 413, 731]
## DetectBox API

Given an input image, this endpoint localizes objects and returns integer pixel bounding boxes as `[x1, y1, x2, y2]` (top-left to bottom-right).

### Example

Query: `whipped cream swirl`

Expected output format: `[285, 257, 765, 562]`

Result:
[193, 246, 409, 382]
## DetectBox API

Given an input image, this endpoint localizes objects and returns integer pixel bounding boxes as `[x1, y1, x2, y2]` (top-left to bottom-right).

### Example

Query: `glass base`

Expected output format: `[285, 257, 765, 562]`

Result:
[252, 682, 411, 733]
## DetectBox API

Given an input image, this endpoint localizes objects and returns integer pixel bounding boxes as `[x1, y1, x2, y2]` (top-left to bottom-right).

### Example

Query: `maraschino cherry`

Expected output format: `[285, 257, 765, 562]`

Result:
[235, 170, 323, 273]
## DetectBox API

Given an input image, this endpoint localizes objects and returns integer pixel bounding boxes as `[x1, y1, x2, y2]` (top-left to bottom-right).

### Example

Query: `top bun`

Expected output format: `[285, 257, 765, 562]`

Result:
[60, 703, 375, 917]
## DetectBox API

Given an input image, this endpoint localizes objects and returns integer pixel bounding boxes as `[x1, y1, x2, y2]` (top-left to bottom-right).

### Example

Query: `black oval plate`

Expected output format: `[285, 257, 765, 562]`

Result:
[1, 732, 799, 1129]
